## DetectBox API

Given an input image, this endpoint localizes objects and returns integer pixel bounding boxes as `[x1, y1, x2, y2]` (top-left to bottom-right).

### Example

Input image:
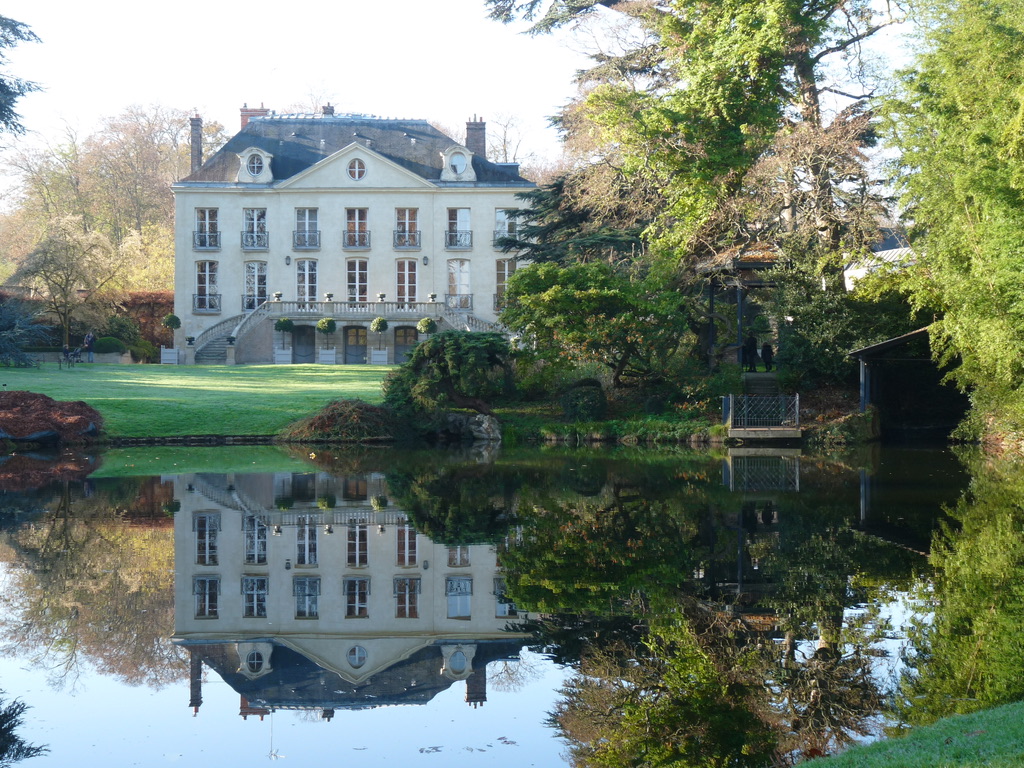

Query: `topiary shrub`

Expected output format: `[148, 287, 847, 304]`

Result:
[274, 318, 295, 333]
[316, 317, 336, 335]
[94, 336, 127, 354]
[416, 317, 437, 335]
[560, 380, 607, 421]
[161, 314, 181, 331]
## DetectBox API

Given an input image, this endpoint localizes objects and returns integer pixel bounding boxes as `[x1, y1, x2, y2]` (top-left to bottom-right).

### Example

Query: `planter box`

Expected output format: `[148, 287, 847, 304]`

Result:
[370, 349, 389, 365]
[160, 347, 180, 364]
[274, 349, 292, 364]
[318, 348, 337, 364]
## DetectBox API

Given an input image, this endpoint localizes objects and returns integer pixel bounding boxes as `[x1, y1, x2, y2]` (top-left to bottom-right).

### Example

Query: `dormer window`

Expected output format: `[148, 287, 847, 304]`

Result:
[246, 154, 264, 177]
[449, 152, 467, 174]
[348, 158, 366, 180]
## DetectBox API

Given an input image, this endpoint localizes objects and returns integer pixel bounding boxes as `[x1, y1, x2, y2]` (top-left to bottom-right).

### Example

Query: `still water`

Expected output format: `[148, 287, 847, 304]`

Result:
[0, 442, 1019, 766]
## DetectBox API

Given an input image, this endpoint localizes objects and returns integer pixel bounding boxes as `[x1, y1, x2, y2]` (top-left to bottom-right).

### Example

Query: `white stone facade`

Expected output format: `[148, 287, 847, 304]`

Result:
[172, 108, 531, 364]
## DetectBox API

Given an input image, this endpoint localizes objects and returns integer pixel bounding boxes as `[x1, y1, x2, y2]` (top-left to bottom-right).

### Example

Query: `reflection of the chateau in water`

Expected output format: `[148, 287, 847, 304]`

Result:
[173, 470, 526, 720]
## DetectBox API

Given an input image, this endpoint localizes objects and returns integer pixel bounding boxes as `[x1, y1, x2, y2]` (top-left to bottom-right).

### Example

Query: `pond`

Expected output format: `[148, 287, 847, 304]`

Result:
[0, 442, 1019, 766]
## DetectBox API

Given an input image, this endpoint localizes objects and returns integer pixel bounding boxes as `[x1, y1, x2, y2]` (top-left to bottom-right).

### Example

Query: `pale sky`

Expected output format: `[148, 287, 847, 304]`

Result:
[2, 0, 592, 162]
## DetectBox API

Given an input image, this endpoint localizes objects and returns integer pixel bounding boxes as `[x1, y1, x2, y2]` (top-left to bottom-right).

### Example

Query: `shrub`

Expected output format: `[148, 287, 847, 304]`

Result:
[274, 318, 295, 333]
[161, 314, 181, 330]
[560, 380, 607, 421]
[94, 336, 127, 354]
[316, 317, 336, 335]
[416, 317, 437, 335]
[104, 315, 141, 344]
[370, 316, 388, 333]
[279, 398, 398, 442]
[129, 339, 159, 363]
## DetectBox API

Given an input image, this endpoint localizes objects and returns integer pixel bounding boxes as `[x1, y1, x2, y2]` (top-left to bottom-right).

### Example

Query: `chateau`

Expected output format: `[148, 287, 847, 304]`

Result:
[172, 105, 531, 364]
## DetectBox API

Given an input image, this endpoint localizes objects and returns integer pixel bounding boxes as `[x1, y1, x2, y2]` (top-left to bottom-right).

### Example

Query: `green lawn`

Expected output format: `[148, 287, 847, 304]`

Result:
[820, 702, 1024, 767]
[2, 363, 390, 438]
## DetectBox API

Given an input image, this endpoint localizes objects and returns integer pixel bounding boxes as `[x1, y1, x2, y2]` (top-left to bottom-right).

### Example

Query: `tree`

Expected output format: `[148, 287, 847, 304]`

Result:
[12, 216, 125, 345]
[500, 262, 691, 387]
[0, 16, 39, 136]
[382, 330, 512, 418]
[883, 0, 1024, 436]
[0, 294, 47, 366]
[0, 695, 47, 765]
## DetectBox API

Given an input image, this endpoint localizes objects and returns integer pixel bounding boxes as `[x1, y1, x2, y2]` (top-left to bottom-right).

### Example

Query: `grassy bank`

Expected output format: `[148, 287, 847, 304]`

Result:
[2, 364, 388, 438]
[820, 702, 1024, 767]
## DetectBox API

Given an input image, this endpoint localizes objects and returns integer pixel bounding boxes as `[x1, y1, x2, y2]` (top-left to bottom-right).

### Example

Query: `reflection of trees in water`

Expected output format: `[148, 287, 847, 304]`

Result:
[499, 454, 925, 765]
[0, 477, 185, 691]
[895, 450, 1024, 727]
[0, 694, 47, 765]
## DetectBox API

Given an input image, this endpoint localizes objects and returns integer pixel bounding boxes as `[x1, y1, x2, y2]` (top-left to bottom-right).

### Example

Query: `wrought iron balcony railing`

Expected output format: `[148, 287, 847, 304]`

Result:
[393, 230, 421, 249]
[193, 293, 222, 313]
[343, 231, 371, 249]
[193, 231, 221, 250]
[241, 231, 269, 250]
[293, 230, 320, 249]
[445, 230, 473, 249]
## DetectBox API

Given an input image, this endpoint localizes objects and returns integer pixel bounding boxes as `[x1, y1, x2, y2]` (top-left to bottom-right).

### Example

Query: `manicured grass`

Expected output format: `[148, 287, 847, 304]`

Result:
[820, 702, 1024, 767]
[91, 445, 316, 476]
[1, 363, 389, 438]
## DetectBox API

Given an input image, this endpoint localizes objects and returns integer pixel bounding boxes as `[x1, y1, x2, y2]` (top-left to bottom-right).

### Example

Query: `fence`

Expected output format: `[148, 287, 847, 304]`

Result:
[723, 395, 800, 429]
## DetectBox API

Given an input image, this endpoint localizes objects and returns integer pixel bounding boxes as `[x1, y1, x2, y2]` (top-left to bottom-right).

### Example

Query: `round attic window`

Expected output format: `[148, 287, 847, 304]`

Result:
[348, 158, 366, 180]
[347, 646, 367, 668]
[449, 153, 467, 174]
[246, 154, 264, 177]
[246, 650, 265, 673]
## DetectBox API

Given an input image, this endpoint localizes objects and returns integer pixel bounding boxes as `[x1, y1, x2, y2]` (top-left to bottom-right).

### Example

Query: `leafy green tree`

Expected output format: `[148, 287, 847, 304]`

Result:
[501, 262, 691, 387]
[11, 216, 126, 345]
[382, 330, 512, 418]
[0, 15, 39, 136]
[883, 0, 1024, 436]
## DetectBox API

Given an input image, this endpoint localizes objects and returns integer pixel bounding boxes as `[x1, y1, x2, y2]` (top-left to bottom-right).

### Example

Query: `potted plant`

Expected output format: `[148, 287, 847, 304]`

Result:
[185, 336, 195, 346]
[274, 318, 295, 349]
[370, 316, 388, 349]
[316, 317, 336, 343]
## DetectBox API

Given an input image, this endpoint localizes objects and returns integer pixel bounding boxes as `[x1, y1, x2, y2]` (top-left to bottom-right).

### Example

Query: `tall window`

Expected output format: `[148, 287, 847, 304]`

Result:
[243, 515, 268, 564]
[242, 208, 268, 249]
[447, 259, 471, 309]
[243, 261, 268, 311]
[446, 577, 472, 620]
[193, 576, 220, 619]
[297, 259, 317, 307]
[394, 208, 419, 248]
[344, 577, 369, 618]
[194, 513, 220, 565]
[448, 546, 470, 567]
[495, 259, 516, 310]
[194, 261, 220, 312]
[396, 525, 417, 567]
[194, 208, 220, 249]
[294, 208, 320, 249]
[242, 576, 268, 618]
[396, 259, 417, 306]
[394, 577, 421, 619]
[293, 577, 320, 619]
[494, 208, 517, 243]
[347, 259, 368, 303]
[345, 208, 369, 248]
[494, 577, 518, 618]
[347, 524, 368, 567]
[446, 208, 472, 248]
[297, 516, 318, 566]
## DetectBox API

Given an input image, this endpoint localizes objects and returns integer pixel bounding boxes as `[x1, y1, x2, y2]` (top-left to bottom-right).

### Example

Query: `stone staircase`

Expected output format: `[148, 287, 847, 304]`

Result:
[195, 337, 229, 364]
[742, 372, 780, 396]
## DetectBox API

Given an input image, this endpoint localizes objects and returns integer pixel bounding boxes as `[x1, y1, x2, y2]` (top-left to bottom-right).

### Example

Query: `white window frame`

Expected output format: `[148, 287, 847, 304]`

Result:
[293, 576, 321, 619]
[193, 576, 220, 619]
[243, 514, 268, 564]
[396, 259, 417, 306]
[344, 577, 370, 618]
[242, 576, 268, 618]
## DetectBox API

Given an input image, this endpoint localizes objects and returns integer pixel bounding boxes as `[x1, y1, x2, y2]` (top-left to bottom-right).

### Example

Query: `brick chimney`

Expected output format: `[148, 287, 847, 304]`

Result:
[465, 116, 486, 156]
[240, 103, 271, 129]
[189, 115, 203, 175]
[322, 103, 335, 116]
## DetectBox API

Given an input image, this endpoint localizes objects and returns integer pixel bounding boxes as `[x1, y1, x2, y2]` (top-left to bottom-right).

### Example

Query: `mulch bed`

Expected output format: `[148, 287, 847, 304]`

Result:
[0, 390, 104, 444]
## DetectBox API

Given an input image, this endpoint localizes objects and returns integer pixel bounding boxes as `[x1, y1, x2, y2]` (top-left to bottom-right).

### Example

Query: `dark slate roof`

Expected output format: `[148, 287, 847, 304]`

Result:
[871, 227, 910, 252]
[191, 639, 523, 710]
[183, 114, 532, 186]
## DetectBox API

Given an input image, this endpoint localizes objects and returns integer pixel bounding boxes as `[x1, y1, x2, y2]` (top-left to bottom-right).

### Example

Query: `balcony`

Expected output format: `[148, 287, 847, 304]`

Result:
[241, 231, 269, 250]
[344, 231, 371, 249]
[242, 294, 268, 312]
[293, 230, 321, 250]
[445, 230, 473, 249]
[493, 229, 517, 247]
[193, 231, 221, 250]
[393, 230, 421, 249]
[446, 293, 473, 311]
[493, 293, 510, 312]
[193, 293, 222, 313]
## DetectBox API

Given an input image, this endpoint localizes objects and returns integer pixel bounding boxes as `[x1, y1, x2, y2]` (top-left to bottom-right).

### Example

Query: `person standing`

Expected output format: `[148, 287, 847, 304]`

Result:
[761, 341, 774, 372]
[84, 330, 96, 363]
[743, 333, 758, 372]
